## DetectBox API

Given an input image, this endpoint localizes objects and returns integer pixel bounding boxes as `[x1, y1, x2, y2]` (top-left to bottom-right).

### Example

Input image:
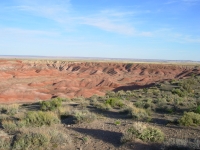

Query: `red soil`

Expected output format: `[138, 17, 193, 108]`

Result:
[0, 59, 200, 103]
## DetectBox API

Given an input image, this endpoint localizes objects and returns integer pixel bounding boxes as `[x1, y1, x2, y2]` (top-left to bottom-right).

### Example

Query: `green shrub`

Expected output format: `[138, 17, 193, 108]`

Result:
[179, 112, 200, 126]
[23, 111, 60, 127]
[139, 127, 164, 142]
[105, 98, 124, 108]
[13, 132, 50, 149]
[40, 98, 62, 111]
[121, 122, 164, 143]
[114, 120, 121, 126]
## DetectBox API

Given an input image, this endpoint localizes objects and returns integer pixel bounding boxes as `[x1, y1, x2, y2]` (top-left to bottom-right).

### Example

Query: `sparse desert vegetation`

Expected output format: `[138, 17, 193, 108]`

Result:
[1, 60, 200, 149]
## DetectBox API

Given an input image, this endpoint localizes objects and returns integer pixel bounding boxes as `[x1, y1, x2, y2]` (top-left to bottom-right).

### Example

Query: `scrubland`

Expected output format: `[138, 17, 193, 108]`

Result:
[1, 74, 200, 149]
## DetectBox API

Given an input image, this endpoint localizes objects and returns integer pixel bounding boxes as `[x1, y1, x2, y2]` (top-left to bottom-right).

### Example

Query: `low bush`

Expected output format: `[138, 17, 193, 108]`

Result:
[91, 99, 111, 111]
[49, 129, 72, 147]
[123, 106, 151, 121]
[179, 112, 200, 126]
[0, 114, 9, 121]
[135, 99, 153, 109]
[0, 104, 19, 116]
[105, 98, 124, 108]
[23, 111, 60, 127]
[13, 132, 50, 149]
[172, 88, 187, 97]
[2, 120, 17, 133]
[12, 127, 71, 149]
[73, 110, 96, 124]
[40, 98, 62, 111]
[94, 101, 112, 111]
[140, 126, 164, 142]
[57, 106, 71, 116]
[121, 122, 164, 143]
[105, 91, 116, 97]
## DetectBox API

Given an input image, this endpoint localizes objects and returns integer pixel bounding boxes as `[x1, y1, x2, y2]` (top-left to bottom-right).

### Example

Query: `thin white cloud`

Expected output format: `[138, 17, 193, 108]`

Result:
[6, 1, 153, 36]
[12, 0, 73, 27]
[80, 9, 153, 36]
[81, 17, 135, 35]
[3, 0, 199, 42]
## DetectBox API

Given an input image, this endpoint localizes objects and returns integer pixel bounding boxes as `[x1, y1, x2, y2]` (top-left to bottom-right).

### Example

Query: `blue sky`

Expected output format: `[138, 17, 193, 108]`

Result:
[0, 0, 200, 60]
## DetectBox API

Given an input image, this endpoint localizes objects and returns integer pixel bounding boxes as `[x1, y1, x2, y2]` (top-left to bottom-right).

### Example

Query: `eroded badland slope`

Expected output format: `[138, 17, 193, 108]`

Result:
[0, 59, 200, 103]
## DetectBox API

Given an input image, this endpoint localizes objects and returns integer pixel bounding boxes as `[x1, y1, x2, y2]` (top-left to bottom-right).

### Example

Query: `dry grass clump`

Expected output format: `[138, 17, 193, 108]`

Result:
[0, 137, 11, 150]
[0, 104, 19, 116]
[23, 111, 60, 127]
[163, 137, 200, 150]
[96, 102, 112, 111]
[11, 127, 71, 150]
[57, 106, 71, 116]
[49, 128, 72, 147]
[13, 131, 50, 149]
[122, 105, 151, 121]
[72, 110, 97, 124]
[0, 114, 9, 121]
[77, 101, 90, 109]
[121, 122, 164, 143]
[2, 111, 61, 132]
[2, 120, 17, 133]
[91, 99, 112, 111]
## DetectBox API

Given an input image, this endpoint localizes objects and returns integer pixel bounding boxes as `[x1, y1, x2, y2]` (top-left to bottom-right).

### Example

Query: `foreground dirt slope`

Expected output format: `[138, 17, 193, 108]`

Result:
[0, 59, 200, 103]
